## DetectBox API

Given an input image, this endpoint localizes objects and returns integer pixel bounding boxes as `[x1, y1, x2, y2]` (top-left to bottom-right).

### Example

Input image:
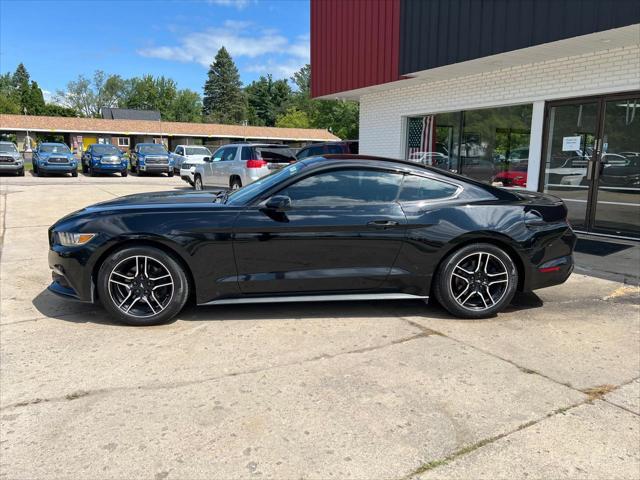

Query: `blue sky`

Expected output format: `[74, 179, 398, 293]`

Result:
[0, 0, 310, 100]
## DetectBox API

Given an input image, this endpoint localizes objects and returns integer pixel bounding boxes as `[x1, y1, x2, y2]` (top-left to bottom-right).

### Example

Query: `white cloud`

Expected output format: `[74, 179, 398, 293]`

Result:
[207, 0, 255, 10]
[245, 59, 304, 79]
[137, 22, 310, 80]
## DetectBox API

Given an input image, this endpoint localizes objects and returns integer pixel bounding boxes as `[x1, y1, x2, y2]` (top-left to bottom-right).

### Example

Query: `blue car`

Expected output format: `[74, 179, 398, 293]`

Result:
[81, 144, 128, 177]
[130, 143, 174, 176]
[32, 143, 78, 177]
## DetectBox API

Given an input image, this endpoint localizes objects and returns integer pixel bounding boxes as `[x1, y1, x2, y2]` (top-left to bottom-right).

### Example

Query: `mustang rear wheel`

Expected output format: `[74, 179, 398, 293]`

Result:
[434, 243, 518, 319]
[97, 246, 189, 326]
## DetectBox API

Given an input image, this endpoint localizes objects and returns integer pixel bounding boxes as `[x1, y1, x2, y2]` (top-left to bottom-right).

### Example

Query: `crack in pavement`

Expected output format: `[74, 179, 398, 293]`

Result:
[395, 315, 640, 478]
[399, 376, 640, 479]
[0, 308, 103, 326]
[0, 330, 436, 412]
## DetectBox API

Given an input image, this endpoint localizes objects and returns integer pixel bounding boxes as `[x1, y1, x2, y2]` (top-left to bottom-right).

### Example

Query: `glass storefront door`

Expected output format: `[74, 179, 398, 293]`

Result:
[542, 92, 640, 239]
[542, 101, 599, 231]
[592, 97, 640, 237]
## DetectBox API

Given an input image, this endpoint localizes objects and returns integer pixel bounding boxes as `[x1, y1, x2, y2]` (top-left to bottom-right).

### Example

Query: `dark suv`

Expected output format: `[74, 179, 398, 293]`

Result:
[296, 141, 358, 160]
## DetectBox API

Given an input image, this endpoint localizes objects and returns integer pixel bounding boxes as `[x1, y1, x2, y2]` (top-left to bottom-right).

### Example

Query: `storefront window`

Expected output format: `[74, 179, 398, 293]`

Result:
[406, 104, 533, 187]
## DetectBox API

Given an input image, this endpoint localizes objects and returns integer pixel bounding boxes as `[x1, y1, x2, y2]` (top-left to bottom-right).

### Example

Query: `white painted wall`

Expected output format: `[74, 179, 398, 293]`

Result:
[359, 45, 640, 190]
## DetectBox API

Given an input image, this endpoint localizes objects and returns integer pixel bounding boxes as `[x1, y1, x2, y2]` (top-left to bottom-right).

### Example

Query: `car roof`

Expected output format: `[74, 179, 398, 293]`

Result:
[136, 143, 164, 146]
[300, 140, 358, 148]
[222, 143, 291, 148]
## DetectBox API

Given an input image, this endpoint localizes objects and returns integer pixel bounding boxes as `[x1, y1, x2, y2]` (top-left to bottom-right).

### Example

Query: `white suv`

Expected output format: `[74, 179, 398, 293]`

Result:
[170, 145, 212, 185]
[192, 143, 296, 191]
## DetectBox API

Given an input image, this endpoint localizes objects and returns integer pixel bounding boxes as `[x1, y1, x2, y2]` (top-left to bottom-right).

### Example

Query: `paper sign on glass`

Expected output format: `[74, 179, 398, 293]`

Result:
[562, 136, 581, 151]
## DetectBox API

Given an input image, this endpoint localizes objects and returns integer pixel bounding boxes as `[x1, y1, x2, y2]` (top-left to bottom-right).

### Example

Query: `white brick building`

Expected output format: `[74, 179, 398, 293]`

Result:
[312, 0, 639, 239]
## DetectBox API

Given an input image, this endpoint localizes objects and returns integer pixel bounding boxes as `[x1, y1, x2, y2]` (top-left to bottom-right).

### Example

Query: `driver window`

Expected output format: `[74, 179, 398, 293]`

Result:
[212, 148, 225, 162]
[278, 169, 403, 207]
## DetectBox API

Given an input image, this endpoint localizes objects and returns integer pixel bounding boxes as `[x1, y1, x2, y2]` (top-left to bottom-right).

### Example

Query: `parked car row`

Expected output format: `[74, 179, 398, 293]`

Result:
[0, 140, 360, 183]
[182, 140, 359, 190]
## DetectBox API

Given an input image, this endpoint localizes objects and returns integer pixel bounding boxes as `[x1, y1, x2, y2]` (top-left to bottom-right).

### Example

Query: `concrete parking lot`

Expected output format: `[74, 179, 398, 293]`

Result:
[1, 174, 639, 480]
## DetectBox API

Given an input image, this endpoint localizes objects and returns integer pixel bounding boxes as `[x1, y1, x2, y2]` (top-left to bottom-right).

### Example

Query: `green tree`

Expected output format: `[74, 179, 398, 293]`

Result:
[170, 89, 202, 123]
[275, 107, 310, 128]
[123, 75, 178, 120]
[25, 81, 46, 115]
[287, 64, 359, 139]
[0, 72, 21, 114]
[57, 70, 126, 117]
[42, 104, 78, 117]
[202, 46, 246, 124]
[245, 75, 292, 126]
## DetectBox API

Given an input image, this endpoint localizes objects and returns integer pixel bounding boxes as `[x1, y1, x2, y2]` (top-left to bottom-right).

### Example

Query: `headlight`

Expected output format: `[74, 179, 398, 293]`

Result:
[56, 232, 96, 246]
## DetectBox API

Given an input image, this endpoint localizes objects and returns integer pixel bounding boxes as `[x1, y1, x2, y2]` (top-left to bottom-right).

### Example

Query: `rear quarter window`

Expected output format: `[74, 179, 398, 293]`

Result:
[399, 175, 459, 202]
[256, 147, 296, 163]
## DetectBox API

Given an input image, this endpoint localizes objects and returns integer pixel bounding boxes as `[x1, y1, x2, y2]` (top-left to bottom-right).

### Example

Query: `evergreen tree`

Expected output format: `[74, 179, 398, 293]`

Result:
[25, 81, 46, 115]
[202, 47, 246, 124]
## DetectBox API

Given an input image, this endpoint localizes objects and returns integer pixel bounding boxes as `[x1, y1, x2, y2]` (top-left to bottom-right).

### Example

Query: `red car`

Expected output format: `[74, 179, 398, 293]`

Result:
[493, 164, 528, 188]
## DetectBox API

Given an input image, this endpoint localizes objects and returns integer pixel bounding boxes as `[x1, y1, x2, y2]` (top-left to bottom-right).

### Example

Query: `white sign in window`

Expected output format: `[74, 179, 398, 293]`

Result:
[562, 136, 581, 151]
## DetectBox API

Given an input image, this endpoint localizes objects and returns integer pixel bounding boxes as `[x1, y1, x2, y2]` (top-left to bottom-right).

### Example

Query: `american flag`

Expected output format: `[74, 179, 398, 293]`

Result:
[407, 115, 436, 160]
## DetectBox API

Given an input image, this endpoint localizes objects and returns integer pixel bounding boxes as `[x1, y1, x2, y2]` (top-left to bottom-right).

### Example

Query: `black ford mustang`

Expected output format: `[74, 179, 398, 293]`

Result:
[48, 155, 576, 325]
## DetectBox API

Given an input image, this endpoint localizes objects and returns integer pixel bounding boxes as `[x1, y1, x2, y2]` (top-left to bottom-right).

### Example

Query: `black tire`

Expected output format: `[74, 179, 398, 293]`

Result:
[168, 170, 174, 177]
[72, 170, 78, 177]
[130, 162, 136, 173]
[82, 163, 88, 174]
[121, 169, 128, 177]
[17, 168, 24, 176]
[433, 243, 518, 319]
[230, 177, 242, 190]
[89, 165, 96, 177]
[97, 246, 190, 326]
[194, 174, 203, 191]
[32, 163, 38, 174]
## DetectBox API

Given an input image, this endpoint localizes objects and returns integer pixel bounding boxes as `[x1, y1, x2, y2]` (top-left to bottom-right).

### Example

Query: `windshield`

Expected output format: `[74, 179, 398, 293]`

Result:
[40, 144, 70, 154]
[93, 145, 120, 155]
[139, 145, 167, 154]
[185, 146, 211, 156]
[226, 162, 308, 205]
[0, 143, 18, 153]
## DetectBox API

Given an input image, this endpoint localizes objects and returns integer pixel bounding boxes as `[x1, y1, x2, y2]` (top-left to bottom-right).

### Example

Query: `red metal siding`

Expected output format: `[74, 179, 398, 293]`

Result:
[311, 0, 401, 98]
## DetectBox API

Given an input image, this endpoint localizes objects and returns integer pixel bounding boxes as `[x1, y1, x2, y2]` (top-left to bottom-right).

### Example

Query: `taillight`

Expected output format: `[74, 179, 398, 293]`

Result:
[246, 159, 267, 168]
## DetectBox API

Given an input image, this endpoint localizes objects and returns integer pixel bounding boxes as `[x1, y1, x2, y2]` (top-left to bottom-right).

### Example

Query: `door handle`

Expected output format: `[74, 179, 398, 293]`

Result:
[367, 220, 400, 228]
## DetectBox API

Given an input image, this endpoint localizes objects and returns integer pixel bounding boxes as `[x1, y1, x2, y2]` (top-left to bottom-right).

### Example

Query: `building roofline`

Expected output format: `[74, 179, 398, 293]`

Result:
[0, 114, 340, 142]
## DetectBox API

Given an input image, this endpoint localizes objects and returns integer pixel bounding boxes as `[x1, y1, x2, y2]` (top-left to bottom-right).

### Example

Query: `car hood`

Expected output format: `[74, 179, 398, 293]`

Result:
[184, 155, 209, 162]
[87, 190, 221, 210]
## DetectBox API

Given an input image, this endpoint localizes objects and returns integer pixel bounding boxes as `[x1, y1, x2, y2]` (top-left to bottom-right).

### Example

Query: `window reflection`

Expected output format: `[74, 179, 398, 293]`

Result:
[406, 105, 533, 187]
[280, 170, 403, 206]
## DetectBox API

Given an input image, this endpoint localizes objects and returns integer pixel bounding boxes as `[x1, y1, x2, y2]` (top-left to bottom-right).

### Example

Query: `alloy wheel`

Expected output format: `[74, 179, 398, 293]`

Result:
[448, 251, 509, 311]
[108, 255, 174, 318]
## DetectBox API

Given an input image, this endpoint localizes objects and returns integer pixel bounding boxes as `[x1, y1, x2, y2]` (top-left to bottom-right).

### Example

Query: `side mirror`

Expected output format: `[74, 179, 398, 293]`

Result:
[203, 156, 211, 162]
[264, 195, 292, 212]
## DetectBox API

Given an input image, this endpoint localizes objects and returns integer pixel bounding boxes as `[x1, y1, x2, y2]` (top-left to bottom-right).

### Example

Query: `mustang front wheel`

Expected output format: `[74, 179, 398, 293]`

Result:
[97, 246, 189, 326]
